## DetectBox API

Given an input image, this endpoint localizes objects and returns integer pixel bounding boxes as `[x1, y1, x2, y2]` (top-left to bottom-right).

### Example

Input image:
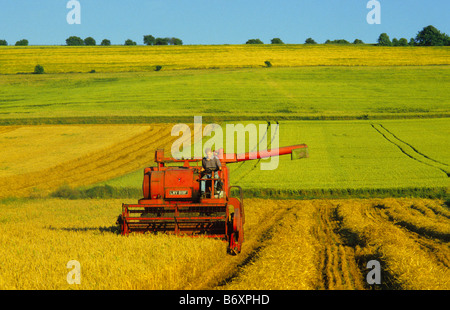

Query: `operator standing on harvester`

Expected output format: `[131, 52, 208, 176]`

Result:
[201, 148, 222, 197]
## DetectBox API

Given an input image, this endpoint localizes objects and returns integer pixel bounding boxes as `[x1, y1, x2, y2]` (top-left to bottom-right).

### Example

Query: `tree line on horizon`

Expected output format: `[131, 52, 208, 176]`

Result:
[0, 35, 183, 47]
[64, 35, 183, 46]
[247, 26, 450, 47]
[0, 25, 448, 47]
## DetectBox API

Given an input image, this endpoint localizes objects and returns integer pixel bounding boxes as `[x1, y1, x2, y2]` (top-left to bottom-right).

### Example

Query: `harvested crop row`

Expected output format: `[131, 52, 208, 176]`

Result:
[190, 199, 293, 290]
[378, 198, 450, 241]
[217, 199, 449, 290]
[218, 200, 366, 290]
[219, 201, 324, 290]
[336, 199, 450, 290]
[311, 202, 366, 290]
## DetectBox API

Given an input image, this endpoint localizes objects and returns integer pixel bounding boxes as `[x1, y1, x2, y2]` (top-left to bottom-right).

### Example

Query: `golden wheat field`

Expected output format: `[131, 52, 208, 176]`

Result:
[0, 197, 448, 290]
[0, 124, 184, 198]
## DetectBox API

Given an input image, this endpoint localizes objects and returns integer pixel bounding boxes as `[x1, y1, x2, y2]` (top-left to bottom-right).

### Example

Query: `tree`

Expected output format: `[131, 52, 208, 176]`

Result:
[271, 38, 284, 44]
[0, 40, 7, 46]
[415, 25, 448, 46]
[155, 37, 169, 45]
[66, 36, 84, 46]
[34, 64, 44, 74]
[353, 39, 364, 44]
[325, 39, 350, 44]
[398, 38, 408, 46]
[170, 37, 183, 45]
[15, 39, 29, 46]
[100, 39, 111, 46]
[377, 33, 391, 46]
[409, 38, 416, 46]
[392, 38, 399, 46]
[304, 38, 317, 44]
[124, 39, 137, 46]
[445, 35, 450, 46]
[84, 37, 96, 46]
[143, 35, 155, 45]
[246, 38, 263, 44]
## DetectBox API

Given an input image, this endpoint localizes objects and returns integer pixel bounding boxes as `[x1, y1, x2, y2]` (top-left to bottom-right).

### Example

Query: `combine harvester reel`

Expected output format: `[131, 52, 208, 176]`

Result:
[118, 144, 308, 254]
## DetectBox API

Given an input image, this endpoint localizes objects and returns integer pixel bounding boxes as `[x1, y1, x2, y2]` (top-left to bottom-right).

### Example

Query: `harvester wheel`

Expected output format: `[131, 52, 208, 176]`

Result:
[227, 205, 243, 255]
[116, 214, 127, 235]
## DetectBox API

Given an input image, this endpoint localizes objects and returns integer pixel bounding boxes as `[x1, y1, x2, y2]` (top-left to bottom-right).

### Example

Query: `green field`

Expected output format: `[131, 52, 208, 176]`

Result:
[232, 119, 449, 191]
[85, 118, 448, 199]
[1, 66, 449, 122]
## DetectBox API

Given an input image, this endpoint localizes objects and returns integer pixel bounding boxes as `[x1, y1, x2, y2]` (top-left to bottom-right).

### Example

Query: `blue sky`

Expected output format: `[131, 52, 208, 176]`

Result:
[0, 0, 449, 45]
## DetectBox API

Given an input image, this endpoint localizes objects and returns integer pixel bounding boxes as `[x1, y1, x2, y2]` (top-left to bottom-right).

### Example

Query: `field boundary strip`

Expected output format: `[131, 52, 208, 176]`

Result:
[1, 114, 450, 126]
[371, 123, 450, 177]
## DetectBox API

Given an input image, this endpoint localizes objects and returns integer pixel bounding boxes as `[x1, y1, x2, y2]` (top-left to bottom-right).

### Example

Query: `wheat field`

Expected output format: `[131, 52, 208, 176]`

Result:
[0, 197, 448, 290]
[222, 198, 449, 290]
[0, 124, 182, 198]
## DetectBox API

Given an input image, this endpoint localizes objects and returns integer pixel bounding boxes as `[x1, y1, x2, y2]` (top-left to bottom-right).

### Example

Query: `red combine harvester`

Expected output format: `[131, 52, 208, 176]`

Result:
[118, 144, 308, 254]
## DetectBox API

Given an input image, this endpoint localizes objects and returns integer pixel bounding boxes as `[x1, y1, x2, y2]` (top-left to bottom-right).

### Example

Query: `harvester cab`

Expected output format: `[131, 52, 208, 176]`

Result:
[118, 144, 308, 254]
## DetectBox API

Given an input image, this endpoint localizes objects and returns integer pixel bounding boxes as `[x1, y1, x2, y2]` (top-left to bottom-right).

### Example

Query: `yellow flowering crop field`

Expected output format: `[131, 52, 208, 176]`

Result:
[1, 45, 449, 75]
